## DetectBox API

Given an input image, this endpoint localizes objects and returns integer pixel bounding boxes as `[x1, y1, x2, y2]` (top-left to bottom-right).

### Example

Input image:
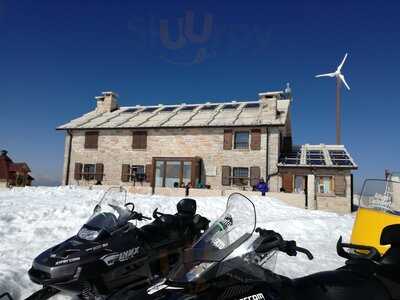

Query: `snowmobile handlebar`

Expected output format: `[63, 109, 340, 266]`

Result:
[130, 211, 152, 221]
[255, 228, 313, 260]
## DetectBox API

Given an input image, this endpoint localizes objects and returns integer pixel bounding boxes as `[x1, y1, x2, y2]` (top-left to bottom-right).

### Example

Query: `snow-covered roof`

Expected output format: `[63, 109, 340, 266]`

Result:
[278, 144, 358, 169]
[57, 98, 291, 130]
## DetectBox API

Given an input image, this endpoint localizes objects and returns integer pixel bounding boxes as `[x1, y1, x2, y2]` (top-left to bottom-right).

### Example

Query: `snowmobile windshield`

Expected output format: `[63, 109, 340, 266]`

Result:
[78, 187, 129, 240]
[168, 193, 256, 282]
[360, 179, 400, 214]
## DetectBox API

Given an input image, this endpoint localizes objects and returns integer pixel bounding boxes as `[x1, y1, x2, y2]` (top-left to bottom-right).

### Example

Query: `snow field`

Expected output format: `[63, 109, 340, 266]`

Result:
[0, 186, 354, 299]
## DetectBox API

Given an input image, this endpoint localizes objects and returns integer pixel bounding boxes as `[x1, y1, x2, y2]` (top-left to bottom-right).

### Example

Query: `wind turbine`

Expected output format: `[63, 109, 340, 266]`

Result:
[315, 53, 350, 145]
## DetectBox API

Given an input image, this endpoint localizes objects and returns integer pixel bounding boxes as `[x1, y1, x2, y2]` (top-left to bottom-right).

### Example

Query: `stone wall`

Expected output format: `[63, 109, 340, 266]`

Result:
[0, 181, 8, 188]
[278, 167, 353, 213]
[64, 126, 282, 191]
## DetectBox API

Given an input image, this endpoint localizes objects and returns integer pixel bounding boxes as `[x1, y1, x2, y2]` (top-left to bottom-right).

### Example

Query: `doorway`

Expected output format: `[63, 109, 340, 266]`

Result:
[153, 157, 201, 188]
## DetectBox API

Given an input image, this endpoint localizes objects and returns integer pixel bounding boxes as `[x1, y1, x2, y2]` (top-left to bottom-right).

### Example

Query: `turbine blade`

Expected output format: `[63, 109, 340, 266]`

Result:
[315, 72, 336, 78]
[337, 53, 348, 71]
[339, 74, 350, 90]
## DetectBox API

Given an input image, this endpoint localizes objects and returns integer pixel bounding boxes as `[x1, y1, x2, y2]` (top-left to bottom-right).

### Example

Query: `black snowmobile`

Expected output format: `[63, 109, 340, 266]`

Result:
[20, 187, 209, 300]
[118, 184, 400, 300]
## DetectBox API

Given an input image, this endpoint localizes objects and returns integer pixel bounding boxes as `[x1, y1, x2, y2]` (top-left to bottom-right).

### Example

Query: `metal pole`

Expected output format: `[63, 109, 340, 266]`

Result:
[336, 78, 342, 145]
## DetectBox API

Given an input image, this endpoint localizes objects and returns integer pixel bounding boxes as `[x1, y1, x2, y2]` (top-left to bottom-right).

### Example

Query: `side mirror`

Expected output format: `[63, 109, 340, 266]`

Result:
[125, 202, 135, 213]
[93, 204, 101, 214]
[381, 224, 400, 246]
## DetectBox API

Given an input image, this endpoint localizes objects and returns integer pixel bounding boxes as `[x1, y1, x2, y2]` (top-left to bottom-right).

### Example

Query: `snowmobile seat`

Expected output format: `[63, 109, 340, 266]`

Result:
[292, 268, 392, 300]
[377, 224, 400, 279]
[177, 198, 197, 217]
[140, 216, 182, 249]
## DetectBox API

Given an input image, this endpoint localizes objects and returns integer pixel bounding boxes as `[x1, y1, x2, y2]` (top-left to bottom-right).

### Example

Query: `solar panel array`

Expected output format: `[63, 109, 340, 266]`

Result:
[279, 147, 355, 168]
[329, 150, 353, 166]
[306, 150, 326, 166]
[279, 149, 301, 165]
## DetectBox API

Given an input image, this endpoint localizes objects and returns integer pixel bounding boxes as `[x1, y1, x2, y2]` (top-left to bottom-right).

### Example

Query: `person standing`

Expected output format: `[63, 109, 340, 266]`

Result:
[256, 178, 268, 196]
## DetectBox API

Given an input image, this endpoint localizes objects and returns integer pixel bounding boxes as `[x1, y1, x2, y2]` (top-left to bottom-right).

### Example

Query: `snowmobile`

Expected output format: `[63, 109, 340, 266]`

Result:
[117, 181, 400, 300]
[21, 187, 210, 300]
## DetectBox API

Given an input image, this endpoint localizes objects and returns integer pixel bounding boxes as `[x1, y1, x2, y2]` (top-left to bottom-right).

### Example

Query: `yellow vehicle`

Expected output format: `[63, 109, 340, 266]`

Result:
[351, 179, 400, 254]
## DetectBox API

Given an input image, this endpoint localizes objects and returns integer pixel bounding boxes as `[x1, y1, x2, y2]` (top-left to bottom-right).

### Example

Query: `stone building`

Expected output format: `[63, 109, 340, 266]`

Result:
[0, 150, 34, 187]
[57, 88, 357, 212]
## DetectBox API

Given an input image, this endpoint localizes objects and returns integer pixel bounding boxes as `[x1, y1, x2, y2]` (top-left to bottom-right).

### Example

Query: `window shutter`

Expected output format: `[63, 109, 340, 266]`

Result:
[193, 159, 201, 186]
[145, 164, 153, 184]
[221, 166, 231, 186]
[85, 131, 99, 149]
[282, 174, 293, 193]
[74, 163, 83, 180]
[250, 166, 261, 187]
[95, 163, 104, 182]
[121, 164, 130, 182]
[251, 129, 261, 150]
[334, 176, 346, 196]
[132, 131, 147, 149]
[223, 130, 233, 150]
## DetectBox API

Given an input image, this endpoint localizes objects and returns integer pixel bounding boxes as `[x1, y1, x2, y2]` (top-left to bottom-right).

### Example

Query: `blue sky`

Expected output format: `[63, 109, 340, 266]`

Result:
[0, 0, 399, 188]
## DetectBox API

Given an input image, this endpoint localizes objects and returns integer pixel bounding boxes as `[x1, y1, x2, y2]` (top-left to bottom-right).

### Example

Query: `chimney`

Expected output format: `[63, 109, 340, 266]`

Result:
[95, 91, 119, 113]
[0, 150, 8, 156]
[259, 92, 277, 118]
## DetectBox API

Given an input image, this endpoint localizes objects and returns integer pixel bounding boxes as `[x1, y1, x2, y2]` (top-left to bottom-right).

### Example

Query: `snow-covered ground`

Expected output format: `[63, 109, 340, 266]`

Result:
[0, 187, 354, 299]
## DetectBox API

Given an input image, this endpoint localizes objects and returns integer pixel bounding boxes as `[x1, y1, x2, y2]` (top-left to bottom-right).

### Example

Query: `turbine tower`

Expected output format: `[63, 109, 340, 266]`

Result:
[315, 53, 350, 145]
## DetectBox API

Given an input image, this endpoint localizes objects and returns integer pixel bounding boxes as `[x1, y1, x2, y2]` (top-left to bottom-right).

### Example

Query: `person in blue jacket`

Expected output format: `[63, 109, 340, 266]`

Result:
[256, 178, 268, 196]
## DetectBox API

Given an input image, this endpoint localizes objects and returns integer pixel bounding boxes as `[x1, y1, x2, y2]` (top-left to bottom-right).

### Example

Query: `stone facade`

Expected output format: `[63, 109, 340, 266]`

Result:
[63, 126, 284, 191]
[279, 167, 353, 213]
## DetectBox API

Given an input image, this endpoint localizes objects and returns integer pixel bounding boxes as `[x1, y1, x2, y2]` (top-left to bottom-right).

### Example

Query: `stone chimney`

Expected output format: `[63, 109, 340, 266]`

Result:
[259, 92, 278, 118]
[95, 91, 119, 113]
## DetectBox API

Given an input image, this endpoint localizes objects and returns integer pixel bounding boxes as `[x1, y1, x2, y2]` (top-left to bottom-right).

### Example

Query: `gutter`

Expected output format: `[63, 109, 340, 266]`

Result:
[65, 130, 73, 185]
[266, 127, 269, 181]
[55, 123, 286, 131]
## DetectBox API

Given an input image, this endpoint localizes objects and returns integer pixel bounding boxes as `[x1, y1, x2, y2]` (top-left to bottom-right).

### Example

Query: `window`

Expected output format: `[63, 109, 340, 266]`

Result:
[318, 176, 333, 194]
[132, 131, 147, 149]
[83, 164, 96, 180]
[232, 167, 249, 186]
[294, 176, 305, 193]
[130, 165, 145, 182]
[234, 131, 249, 149]
[85, 131, 99, 149]
[153, 158, 201, 188]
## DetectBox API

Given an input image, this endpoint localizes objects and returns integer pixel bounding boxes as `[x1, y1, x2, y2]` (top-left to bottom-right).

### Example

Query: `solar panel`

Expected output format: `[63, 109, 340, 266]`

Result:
[329, 150, 349, 160]
[332, 159, 353, 166]
[161, 106, 177, 112]
[330, 154, 349, 160]
[307, 159, 326, 166]
[245, 103, 260, 109]
[307, 150, 323, 155]
[223, 104, 239, 110]
[329, 150, 346, 155]
[279, 150, 301, 165]
[280, 158, 300, 165]
[123, 108, 139, 113]
[142, 107, 159, 113]
[180, 105, 198, 111]
[201, 105, 217, 111]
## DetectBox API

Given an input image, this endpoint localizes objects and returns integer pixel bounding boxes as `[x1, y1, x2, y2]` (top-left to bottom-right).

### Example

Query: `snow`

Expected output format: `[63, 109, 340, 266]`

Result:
[0, 186, 355, 299]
